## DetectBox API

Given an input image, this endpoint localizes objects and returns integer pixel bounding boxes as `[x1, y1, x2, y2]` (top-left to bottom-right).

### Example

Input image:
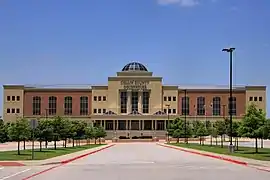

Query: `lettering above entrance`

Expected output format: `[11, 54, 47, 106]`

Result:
[121, 80, 150, 90]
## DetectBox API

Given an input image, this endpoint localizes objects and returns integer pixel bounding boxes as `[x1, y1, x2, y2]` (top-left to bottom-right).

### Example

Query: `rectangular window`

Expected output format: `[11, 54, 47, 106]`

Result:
[80, 96, 88, 115]
[16, 96, 20, 101]
[7, 108, 10, 113]
[168, 96, 171, 101]
[103, 96, 106, 101]
[142, 91, 149, 114]
[164, 108, 167, 114]
[164, 96, 167, 101]
[181, 97, 190, 115]
[168, 108, 171, 114]
[12, 96, 15, 101]
[254, 97, 258, 101]
[94, 96, 97, 101]
[7, 96, 10, 101]
[173, 109, 176, 114]
[173, 96, 176, 101]
[98, 96, 102, 101]
[93, 109, 97, 114]
[103, 109, 106, 113]
[120, 91, 127, 113]
[249, 96, 253, 101]
[12, 108, 15, 113]
[131, 92, 138, 112]
[16, 108, 20, 113]
[259, 96, 263, 101]
[98, 109, 101, 113]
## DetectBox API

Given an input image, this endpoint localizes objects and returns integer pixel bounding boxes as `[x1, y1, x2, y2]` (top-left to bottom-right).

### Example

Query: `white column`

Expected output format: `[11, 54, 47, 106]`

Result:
[138, 91, 142, 113]
[127, 91, 131, 114]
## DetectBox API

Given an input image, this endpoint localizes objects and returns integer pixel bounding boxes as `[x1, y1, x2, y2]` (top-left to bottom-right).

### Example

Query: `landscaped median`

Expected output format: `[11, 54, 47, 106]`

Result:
[157, 143, 270, 172]
[0, 143, 114, 166]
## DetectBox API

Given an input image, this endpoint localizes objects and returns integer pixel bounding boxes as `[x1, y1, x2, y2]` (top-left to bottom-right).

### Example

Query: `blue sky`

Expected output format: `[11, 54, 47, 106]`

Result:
[0, 0, 269, 117]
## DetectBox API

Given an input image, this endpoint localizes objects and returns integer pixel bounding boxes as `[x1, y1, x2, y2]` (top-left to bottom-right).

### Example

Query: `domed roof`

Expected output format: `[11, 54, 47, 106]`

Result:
[122, 62, 148, 72]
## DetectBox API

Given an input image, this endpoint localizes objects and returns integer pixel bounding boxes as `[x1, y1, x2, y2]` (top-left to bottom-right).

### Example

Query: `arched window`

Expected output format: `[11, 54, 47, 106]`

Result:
[197, 97, 205, 115]
[64, 96, 72, 115]
[228, 97, 237, 116]
[32, 96, 41, 115]
[80, 96, 88, 115]
[182, 97, 190, 115]
[48, 96, 57, 115]
[212, 97, 221, 116]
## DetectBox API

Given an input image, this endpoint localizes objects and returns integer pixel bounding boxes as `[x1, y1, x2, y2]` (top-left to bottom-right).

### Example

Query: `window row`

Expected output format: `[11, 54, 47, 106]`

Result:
[181, 96, 237, 116]
[249, 96, 263, 102]
[6, 96, 20, 102]
[164, 108, 177, 114]
[93, 96, 106, 101]
[93, 108, 107, 114]
[164, 96, 177, 102]
[32, 96, 89, 116]
[6, 108, 20, 114]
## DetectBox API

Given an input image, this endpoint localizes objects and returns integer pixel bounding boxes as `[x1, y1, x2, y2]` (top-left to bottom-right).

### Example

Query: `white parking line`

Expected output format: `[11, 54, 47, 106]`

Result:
[0, 168, 31, 180]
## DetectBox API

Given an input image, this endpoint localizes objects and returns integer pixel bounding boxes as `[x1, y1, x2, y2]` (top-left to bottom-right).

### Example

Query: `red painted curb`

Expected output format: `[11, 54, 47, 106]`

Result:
[22, 144, 115, 180]
[158, 144, 248, 166]
[0, 162, 25, 166]
[61, 144, 115, 164]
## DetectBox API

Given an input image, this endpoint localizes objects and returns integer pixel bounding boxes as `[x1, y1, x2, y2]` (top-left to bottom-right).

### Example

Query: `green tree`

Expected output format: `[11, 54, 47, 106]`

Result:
[239, 104, 266, 153]
[167, 118, 185, 143]
[0, 119, 9, 143]
[94, 126, 106, 144]
[59, 118, 72, 148]
[232, 121, 241, 150]
[195, 121, 207, 145]
[211, 124, 218, 145]
[205, 121, 213, 146]
[35, 119, 53, 151]
[85, 125, 95, 145]
[8, 118, 31, 155]
[51, 116, 64, 150]
[73, 120, 87, 146]
[215, 120, 226, 148]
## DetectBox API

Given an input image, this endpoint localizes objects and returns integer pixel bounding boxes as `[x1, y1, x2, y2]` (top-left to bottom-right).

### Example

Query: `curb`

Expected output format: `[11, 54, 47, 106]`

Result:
[157, 143, 248, 166]
[22, 144, 115, 180]
[60, 144, 115, 164]
[158, 143, 270, 173]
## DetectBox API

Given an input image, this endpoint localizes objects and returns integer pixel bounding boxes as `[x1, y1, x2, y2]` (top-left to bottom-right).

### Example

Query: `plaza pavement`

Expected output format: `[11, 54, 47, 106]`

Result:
[0, 143, 270, 180]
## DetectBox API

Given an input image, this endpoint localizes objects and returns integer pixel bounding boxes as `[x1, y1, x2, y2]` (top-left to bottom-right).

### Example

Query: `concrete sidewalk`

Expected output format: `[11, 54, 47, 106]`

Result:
[157, 143, 270, 172]
[0, 144, 114, 167]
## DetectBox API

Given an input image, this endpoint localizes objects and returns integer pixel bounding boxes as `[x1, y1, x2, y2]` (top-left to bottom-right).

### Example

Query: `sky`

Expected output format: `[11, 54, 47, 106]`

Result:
[0, 0, 269, 117]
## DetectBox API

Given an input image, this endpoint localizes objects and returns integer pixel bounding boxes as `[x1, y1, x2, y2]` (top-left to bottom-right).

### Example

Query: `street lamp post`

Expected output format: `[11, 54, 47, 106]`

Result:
[222, 47, 235, 153]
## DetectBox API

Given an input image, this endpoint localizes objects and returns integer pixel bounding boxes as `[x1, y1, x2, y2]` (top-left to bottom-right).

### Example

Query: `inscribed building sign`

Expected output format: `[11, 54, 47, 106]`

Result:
[121, 80, 149, 90]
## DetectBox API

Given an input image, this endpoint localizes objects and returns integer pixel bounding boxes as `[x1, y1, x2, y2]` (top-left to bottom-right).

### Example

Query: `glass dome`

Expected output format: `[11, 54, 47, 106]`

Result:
[121, 62, 148, 72]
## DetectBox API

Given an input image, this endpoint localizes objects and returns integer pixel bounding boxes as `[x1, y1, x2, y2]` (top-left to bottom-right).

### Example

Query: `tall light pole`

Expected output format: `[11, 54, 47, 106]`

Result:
[222, 47, 235, 153]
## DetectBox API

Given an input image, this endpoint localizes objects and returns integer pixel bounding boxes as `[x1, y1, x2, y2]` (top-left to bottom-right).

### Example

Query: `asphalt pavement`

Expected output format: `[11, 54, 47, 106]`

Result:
[1, 143, 269, 180]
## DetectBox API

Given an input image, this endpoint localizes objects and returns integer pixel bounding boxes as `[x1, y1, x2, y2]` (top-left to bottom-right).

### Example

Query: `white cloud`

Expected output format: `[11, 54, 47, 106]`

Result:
[157, 0, 199, 7]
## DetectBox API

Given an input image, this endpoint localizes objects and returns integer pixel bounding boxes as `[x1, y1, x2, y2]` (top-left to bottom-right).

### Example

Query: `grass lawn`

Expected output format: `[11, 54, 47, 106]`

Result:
[169, 143, 270, 161]
[0, 144, 104, 161]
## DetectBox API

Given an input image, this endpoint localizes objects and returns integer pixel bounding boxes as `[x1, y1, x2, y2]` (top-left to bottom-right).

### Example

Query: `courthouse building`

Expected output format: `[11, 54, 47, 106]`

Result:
[2, 62, 267, 138]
